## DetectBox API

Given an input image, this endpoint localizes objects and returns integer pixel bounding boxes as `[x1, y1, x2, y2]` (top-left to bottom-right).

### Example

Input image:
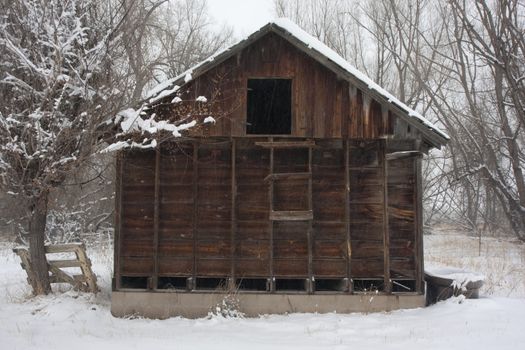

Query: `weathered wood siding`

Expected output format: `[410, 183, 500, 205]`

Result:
[348, 141, 385, 281]
[388, 156, 419, 284]
[154, 32, 399, 139]
[115, 138, 421, 293]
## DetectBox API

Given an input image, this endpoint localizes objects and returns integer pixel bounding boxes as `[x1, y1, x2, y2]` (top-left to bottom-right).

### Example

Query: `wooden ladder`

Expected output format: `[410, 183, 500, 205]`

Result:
[13, 243, 98, 294]
[256, 138, 315, 292]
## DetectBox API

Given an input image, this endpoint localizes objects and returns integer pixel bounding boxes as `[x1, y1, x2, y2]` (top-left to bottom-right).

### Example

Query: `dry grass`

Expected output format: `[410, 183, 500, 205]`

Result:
[425, 226, 525, 297]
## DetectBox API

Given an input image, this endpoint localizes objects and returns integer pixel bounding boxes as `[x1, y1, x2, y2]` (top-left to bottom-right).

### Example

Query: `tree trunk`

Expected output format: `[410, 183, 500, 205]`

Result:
[28, 191, 51, 295]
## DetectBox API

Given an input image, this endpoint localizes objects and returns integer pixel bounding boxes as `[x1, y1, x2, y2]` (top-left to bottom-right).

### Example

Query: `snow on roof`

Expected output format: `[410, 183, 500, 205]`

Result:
[146, 18, 449, 142]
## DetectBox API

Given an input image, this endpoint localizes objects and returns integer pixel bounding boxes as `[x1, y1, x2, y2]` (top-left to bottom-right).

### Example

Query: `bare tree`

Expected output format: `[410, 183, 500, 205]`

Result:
[434, 0, 525, 239]
[117, 0, 233, 102]
[0, 0, 127, 294]
[274, 0, 525, 240]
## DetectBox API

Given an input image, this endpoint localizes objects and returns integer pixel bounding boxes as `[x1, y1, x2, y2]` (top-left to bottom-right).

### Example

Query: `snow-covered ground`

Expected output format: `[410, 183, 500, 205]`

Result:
[1, 230, 524, 350]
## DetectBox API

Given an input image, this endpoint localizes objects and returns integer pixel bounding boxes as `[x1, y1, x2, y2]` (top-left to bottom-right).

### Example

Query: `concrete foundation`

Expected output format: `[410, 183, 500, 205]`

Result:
[111, 291, 426, 319]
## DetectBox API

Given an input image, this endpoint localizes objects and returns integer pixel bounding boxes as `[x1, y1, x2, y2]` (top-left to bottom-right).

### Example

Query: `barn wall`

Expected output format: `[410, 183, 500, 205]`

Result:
[154, 32, 397, 139]
[114, 138, 422, 294]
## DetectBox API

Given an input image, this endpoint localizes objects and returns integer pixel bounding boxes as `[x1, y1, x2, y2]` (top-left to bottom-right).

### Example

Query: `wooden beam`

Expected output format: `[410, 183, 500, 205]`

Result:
[45, 243, 86, 254]
[386, 151, 423, 161]
[268, 137, 275, 292]
[255, 140, 316, 148]
[191, 142, 199, 289]
[73, 245, 98, 293]
[114, 153, 123, 290]
[344, 140, 352, 292]
[307, 145, 313, 293]
[230, 138, 237, 287]
[382, 140, 391, 293]
[415, 155, 424, 293]
[269, 210, 313, 221]
[152, 147, 161, 290]
[47, 260, 82, 268]
[263, 172, 311, 182]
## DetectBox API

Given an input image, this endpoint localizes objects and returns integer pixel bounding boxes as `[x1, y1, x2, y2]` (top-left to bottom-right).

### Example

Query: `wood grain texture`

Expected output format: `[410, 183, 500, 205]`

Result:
[116, 137, 420, 293]
[152, 32, 401, 140]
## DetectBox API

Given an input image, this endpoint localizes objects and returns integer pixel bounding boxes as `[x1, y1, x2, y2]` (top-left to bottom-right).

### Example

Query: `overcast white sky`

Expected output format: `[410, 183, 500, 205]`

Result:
[208, 0, 275, 38]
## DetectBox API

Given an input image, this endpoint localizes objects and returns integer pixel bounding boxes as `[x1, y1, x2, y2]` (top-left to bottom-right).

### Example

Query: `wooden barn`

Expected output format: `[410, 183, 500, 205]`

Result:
[111, 19, 449, 318]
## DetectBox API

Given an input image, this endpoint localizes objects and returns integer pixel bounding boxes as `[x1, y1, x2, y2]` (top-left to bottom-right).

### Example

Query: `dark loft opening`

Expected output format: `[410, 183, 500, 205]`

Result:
[247, 78, 292, 134]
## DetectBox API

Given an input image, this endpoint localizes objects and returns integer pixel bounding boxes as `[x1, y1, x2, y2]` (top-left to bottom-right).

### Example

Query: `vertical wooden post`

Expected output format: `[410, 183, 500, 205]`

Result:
[114, 152, 123, 290]
[152, 147, 161, 290]
[191, 142, 199, 289]
[307, 143, 313, 293]
[344, 140, 352, 293]
[415, 154, 424, 293]
[230, 138, 237, 289]
[75, 245, 99, 293]
[268, 137, 275, 292]
[382, 140, 391, 293]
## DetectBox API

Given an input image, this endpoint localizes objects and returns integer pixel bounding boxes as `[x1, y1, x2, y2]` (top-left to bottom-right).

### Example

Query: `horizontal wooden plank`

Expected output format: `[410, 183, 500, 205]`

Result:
[45, 243, 84, 254]
[312, 149, 344, 167]
[349, 221, 383, 241]
[236, 240, 270, 258]
[351, 240, 384, 259]
[121, 185, 155, 203]
[49, 274, 87, 283]
[349, 185, 383, 204]
[313, 202, 345, 221]
[235, 258, 270, 277]
[158, 240, 194, 257]
[349, 204, 384, 221]
[273, 258, 308, 277]
[120, 257, 154, 275]
[121, 203, 154, 218]
[196, 226, 231, 240]
[264, 172, 311, 182]
[255, 140, 316, 148]
[236, 221, 270, 240]
[350, 169, 383, 186]
[47, 260, 82, 268]
[386, 151, 421, 160]
[388, 207, 415, 221]
[274, 221, 309, 240]
[158, 257, 193, 275]
[237, 206, 270, 221]
[159, 203, 193, 219]
[312, 259, 347, 277]
[196, 240, 231, 257]
[121, 216, 154, 230]
[313, 240, 346, 258]
[158, 227, 193, 240]
[350, 258, 384, 278]
[121, 239, 154, 257]
[389, 239, 415, 258]
[313, 221, 346, 240]
[197, 206, 232, 221]
[159, 185, 193, 200]
[388, 220, 415, 240]
[270, 210, 313, 221]
[390, 257, 416, 278]
[274, 239, 308, 258]
[196, 258, 231, 276]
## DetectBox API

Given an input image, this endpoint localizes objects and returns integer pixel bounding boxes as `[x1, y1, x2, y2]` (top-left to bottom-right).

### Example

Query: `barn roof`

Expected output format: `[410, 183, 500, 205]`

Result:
[146, 18, 449, 146]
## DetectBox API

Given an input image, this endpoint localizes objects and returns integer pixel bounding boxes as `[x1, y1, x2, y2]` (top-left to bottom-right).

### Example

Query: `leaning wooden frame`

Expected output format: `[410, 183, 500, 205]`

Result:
[14, 243, 98, 294]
